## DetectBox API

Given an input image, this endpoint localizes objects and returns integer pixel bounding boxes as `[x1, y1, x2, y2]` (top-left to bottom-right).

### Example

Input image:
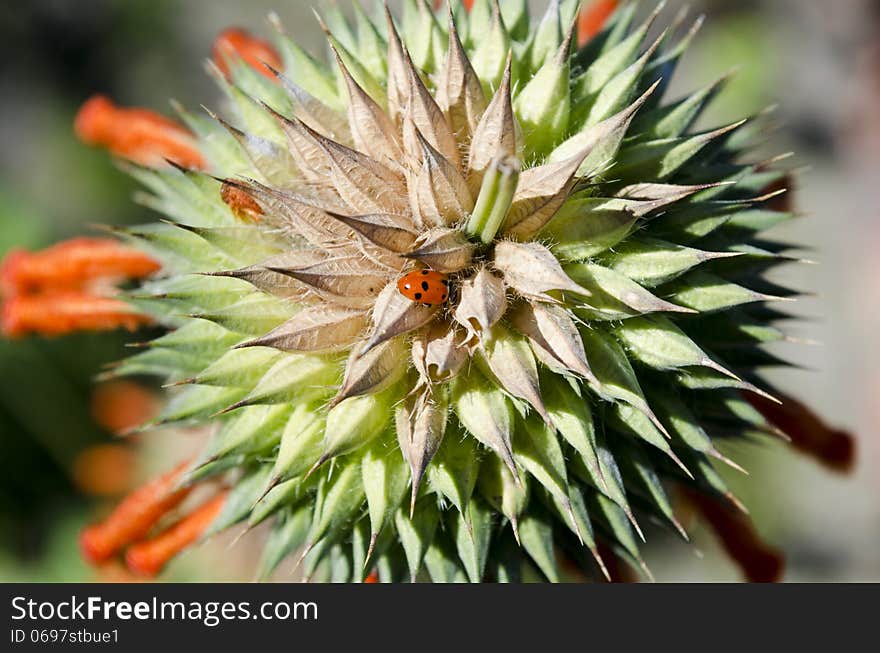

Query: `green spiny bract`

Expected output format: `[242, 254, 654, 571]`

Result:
[115, 0, 798, 582]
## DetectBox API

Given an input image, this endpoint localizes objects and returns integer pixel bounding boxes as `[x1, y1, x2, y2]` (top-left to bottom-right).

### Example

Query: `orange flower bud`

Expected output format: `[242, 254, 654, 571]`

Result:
[91, 380, 160, 436]
[683, 490, 785, 583]
[364, 570, 380, 583]
[75, 94, 205, 169]
[1, 291, 152, 338]
[0, 238, 159, 296]
[125, 492, 228, 577]
[80, 461, 193, 565]
[212, 28, 283, 81]
[72, 444, 138, 497]
[578, 0, 619, 47]
[220, 182, 264, 223]
[747, 392, 855, 473]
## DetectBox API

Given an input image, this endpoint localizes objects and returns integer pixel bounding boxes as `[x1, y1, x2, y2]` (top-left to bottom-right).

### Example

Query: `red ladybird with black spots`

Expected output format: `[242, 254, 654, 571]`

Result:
[397, 269, 450, 306]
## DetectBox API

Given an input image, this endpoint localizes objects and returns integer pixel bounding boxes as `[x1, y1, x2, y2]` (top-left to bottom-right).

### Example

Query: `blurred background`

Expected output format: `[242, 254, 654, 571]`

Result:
[0, 0, 877, 582]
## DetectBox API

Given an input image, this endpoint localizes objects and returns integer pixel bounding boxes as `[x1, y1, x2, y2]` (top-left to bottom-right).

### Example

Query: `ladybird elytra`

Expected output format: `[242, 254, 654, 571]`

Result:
[397, 269, 450, 306]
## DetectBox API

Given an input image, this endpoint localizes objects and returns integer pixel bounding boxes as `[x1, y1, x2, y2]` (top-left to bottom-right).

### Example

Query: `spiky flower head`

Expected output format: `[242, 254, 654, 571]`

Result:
[54, 0, 851, 582]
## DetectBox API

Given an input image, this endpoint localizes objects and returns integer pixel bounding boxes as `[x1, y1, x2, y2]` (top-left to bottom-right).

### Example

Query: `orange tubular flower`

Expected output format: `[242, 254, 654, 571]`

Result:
[125, 492, 228, 577]
[71, 444, 138, 497]
[91, 380, 160, 436]
[684, 490, 785, 583]
[79, 461, 193, 565]
[0, 238, 159, 296]
[747, 392, 856, 473]
[1, 291, 152, 338]
[364, 570, 380, 583]
[578, 0, 619, 46]
[213, 28, 283, 81]
[0, 238, 158, 338]
[74, 94, 205, 169]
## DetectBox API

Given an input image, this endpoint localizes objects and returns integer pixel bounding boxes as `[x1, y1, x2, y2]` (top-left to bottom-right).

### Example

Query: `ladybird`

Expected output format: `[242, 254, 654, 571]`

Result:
[397, 269, 450, 306]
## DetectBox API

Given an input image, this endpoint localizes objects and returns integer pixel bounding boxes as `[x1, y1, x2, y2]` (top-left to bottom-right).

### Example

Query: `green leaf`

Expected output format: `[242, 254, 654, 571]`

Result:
[234, 354, 339, 408]
[424, 528, 468, 583]
[725, 209, 795, 232]
[195, 293, 296, 336]
[271, 405, 326, 482]
[119, 222, 232, 272]
[489, 530, 524, 583]
[319, 385, 397, 463]
[257, 504, 312, 580]
[589, 492, 644, 572]
[362, 437, 410, 541]
[470, 4, 510, 94]
[478, 449, 529, 535]
[650, 202, 741, 244]
[147, 319, 245, 356]
[573, 4, 658, 104]
[518, 504, 559, 582]
[647, 385, 716, 456]
[540, 372, 603, 492]
[632, 72, 730, 140]
[395, 498, 441, 582]
[617, 442, 687, 538]
[330, 543, 353, 583]
[352, 0, 387, 78]
[204, 465, 274, 537]
[427, 427, 480, 517]
[271, 18, 342, 109]
[527, 0, 564, 71]
[326, 16, 387, 106]
[578, 327, 654, 419]
[209, 403, 293, 459]
[543, 198, 638, 261]
[514, 46, 571, 158]
[676, 366, 773, 400]
[190, 346, 282, 388]
[612, 121, 746, 182]
[567, 262, 691, 320]
[307, 458, 367, 547]
[500, 0, 529, 41]
[402, 0, 445, 74]
[610, 402, 690, 477]
[156, 385, 247, 425]
[249, 476, 312, 528]
[111, 347, 204, 380]
[515, 414, 570, 505]
[550, 81, 659, 176]
[452, 369, 518, 480]
[614, 315, 734, 376]
[664, 272, 784, 313]
[453, 498, 493, 583]
[179, 225, 286, 266]
[581, 33, 660, 127]
[600, 237, 738, 287]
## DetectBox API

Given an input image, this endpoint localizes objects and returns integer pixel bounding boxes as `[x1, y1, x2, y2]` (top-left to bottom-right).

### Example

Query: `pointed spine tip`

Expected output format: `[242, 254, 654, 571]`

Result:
[294, 541, 315, 572]
[253, 475, 281, 508]
[363, 532, 379, 570]
[304, 454, 330, 480]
